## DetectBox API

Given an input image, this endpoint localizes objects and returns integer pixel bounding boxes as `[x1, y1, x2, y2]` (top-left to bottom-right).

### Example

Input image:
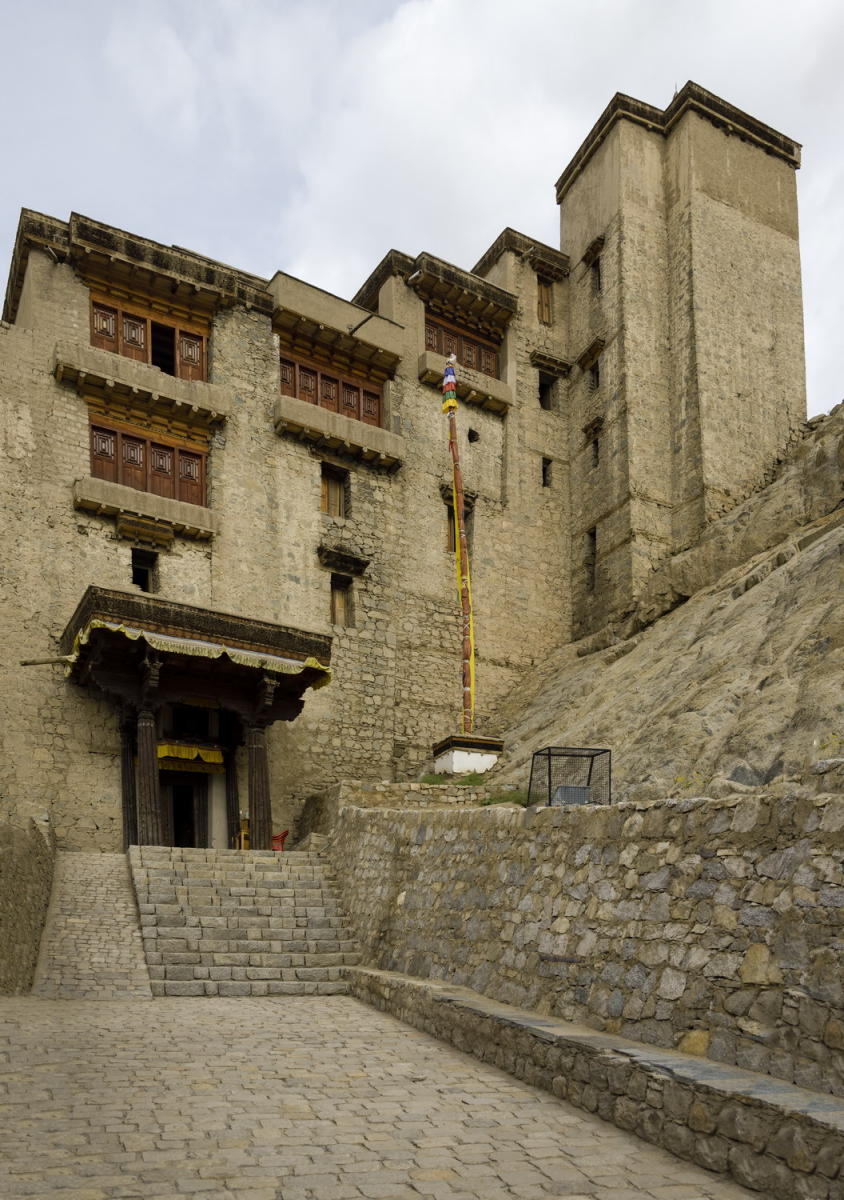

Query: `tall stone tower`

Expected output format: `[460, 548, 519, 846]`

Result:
[557, 82, 805, 635]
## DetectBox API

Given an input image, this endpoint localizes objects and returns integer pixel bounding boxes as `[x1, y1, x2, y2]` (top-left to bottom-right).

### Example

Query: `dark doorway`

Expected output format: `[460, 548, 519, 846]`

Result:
[172, 783, 195, 847]
[160, 771, 209, 848]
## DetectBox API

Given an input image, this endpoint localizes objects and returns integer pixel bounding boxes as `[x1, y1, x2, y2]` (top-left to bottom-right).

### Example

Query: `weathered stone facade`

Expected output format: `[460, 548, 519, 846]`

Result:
[0, 82, 808, 850]
[323, 792, 844, 1098]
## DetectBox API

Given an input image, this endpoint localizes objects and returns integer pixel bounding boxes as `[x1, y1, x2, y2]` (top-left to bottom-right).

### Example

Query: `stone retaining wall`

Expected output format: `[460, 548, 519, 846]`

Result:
[294, 780, 498, 844]
[328, 792, 844, 1097]
[347, 967, 844, 1200]
[0, 818, 55, 993]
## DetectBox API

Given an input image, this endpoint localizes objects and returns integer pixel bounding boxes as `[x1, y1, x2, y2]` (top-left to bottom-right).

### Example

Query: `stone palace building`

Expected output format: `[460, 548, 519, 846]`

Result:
[0, 82, 806, 852]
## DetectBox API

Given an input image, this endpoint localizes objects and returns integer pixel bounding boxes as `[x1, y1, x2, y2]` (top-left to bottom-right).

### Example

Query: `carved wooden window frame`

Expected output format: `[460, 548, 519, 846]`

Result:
[90, 418, 207, 507]
[424, 313, 499, 379]
[280, 354, 382, 428]
[90, 296, 207, 381]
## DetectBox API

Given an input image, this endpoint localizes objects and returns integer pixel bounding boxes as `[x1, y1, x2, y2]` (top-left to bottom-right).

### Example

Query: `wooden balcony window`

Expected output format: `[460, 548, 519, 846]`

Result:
[280, 355, 382, 427]
[91, 299, 206, 381]
[424, 315, 499, 379]
[90, 421, 206, 507]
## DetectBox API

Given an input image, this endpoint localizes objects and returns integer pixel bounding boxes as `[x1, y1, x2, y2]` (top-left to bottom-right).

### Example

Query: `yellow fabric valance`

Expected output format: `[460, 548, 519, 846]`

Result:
[65, 619, 331, 689]
[157, 743, 224, 764]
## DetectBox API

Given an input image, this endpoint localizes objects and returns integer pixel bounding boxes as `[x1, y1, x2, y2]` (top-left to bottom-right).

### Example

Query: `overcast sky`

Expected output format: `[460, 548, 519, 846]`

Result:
[1, 0, 841, 417]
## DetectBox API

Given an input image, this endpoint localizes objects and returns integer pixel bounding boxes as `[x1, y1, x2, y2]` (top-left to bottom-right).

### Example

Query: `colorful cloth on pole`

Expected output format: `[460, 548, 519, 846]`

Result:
[442, 354, 458, 413]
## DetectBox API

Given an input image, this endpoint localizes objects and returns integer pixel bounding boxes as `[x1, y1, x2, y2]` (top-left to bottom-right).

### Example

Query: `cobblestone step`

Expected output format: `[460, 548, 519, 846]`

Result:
[129, 845, 360, 997]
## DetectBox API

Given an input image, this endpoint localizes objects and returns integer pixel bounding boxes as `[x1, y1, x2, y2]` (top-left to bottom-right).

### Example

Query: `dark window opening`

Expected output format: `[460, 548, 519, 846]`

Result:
[467, 428, 480, 443]
[542, 458, 552, 487]
[151, 322, 176, 376]
[330, 574, 354, 627]
[167, 703, 211, 741]
[321, 464, 349, 518]
[585, 527, 597, 593]
[591, 437, 600, 468]
[131, 548, 158, 593]
[537, 369, 557, 412]
[538, 372, 555, 411]
[588, 361, 600, 392]
[591, 257, 602, 295]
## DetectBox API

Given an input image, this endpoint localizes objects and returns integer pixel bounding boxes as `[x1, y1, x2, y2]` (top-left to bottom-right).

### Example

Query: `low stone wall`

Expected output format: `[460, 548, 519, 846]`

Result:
[0, 818, 55, 993]
[294, 779, 498, 844]
[328, 792, 844, 1097]
[348, 967, 844, 1200]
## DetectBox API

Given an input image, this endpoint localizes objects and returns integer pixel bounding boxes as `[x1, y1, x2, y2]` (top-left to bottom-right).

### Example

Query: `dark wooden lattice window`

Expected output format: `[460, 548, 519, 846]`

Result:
[424, 314, 499, 380]
[279, 355, 382, 428]
[90, 298, 206, 381]
[90, 422, 206, 507]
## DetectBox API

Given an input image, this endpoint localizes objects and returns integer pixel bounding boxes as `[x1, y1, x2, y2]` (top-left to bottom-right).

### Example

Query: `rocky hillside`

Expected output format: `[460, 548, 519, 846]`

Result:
[492, 404, 844, 801]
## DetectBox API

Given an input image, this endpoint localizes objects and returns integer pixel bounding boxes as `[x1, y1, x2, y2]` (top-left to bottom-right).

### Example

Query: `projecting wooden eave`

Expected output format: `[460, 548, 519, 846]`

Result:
[409, 253, 517, 340]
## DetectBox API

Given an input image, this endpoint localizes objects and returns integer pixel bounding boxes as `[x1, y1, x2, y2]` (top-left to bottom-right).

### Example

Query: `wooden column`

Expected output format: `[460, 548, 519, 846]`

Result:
[136, 707, 163, 845]
[120, 712, 138, 850]
[246, 724, 272, 850]
[225, 750, 240, 849]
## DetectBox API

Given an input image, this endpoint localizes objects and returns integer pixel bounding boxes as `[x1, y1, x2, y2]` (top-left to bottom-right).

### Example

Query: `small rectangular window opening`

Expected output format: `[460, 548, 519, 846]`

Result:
[591, 437, 600, 468]
[131, 548, 158, 594]
[150, 322, 176, 376]
[330, 574, 353, 627]
[591, 257, 602, 295]
[585, 528, 597, 593]
[542, 457, 552, 487]
[320, 464, 349, 518]
[588, 361, 600, 392]
[538, 372, 555, 411]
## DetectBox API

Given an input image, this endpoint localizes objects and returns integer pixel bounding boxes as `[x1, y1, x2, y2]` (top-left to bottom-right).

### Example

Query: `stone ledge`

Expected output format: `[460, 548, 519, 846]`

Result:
[345, 966, 844, 1199]
[73, 476, 217, 540]
[417, 351, 512, 414]
[273, 393, 404, 471]
[54, 340, 232, 426]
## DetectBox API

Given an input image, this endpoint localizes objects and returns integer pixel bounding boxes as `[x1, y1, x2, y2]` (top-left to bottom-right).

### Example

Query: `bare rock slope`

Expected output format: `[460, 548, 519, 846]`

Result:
[493, 406, 844, 800]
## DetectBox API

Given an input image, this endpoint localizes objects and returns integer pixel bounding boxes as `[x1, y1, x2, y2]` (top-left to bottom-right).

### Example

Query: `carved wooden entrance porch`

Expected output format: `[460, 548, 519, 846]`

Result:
[61, 587, 331, 850]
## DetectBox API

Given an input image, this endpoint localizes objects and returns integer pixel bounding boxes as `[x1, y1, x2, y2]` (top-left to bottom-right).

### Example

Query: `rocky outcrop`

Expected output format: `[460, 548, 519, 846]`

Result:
[490, 415, 844, 802]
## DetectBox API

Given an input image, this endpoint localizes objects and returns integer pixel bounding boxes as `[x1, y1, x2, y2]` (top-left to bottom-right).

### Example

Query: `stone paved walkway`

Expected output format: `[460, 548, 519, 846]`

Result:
[32, 852, 151, 1000]
[0, 996, 754, 1200]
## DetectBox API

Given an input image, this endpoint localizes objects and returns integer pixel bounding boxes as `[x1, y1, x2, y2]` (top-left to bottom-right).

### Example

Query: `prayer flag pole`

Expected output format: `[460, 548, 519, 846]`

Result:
[442, 354, 475, 734]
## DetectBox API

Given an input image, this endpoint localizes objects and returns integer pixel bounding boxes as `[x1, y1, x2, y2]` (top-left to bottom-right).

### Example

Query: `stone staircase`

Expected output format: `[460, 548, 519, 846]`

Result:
[129, 846, 361, 997]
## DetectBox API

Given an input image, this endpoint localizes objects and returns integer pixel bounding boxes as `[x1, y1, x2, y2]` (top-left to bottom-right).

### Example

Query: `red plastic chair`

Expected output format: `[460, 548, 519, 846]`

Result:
[271, 830, 289, 852]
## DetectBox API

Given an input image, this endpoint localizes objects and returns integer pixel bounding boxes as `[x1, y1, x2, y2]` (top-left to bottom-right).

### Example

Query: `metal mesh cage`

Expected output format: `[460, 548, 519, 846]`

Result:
[527, 746, 611, 807]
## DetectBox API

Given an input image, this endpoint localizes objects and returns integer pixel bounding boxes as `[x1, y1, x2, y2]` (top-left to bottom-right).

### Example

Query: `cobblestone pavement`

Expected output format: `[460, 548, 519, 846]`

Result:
[0, 996, 754, 1200]
[32, 853, 152, 1000]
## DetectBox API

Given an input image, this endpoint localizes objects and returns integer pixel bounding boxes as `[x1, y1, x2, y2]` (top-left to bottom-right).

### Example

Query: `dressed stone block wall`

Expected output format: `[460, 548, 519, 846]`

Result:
[0, 818, 55, 993]
[328, 792, 844, 1097]
[294, 780, 500, 844]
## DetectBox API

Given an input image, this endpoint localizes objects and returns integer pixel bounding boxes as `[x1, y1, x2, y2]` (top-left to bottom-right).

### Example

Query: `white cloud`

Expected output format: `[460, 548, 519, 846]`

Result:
[1, 0, 841, 413]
